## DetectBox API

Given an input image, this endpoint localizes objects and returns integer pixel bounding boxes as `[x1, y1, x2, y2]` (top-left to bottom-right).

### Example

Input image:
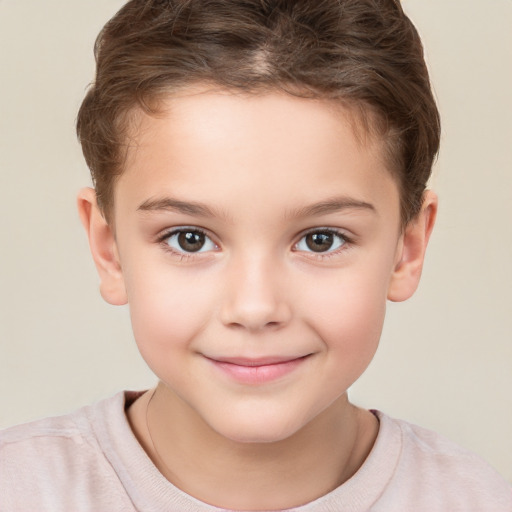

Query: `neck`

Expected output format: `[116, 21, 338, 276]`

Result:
[128, 383, 378, 510]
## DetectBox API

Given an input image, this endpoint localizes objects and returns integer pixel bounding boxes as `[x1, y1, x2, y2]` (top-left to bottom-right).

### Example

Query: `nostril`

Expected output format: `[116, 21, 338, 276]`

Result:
[225, 320, 283, 331]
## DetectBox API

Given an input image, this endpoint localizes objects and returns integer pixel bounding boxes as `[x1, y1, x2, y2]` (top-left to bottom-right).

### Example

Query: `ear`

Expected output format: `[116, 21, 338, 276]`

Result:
[387, 190, 437, 302]
[77, 188, 128, 306]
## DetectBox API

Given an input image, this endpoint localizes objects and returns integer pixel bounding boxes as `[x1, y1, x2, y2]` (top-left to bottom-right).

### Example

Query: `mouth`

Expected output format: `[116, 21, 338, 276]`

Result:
[204, 354, 312, 385]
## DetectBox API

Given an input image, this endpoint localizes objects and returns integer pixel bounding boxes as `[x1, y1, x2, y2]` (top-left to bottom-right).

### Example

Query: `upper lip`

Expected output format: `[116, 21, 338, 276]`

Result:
[205, 355, 310, 367]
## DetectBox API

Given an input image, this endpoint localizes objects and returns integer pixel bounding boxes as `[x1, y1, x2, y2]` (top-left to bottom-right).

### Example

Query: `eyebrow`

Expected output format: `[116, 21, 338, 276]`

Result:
[287, 197, 377, 219]
[137, 195, 376, 220]
[137, 197, 217, 217]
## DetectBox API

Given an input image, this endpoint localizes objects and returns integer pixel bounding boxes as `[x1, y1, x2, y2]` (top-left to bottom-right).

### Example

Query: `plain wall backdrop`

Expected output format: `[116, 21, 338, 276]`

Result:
[0, 0, 511, 480]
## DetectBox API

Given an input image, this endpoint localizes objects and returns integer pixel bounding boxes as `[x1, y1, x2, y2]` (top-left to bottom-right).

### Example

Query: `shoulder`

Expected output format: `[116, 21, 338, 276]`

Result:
[2, 407, 87, 448]
[0, 392, 136, 512]
[1, 403, 96, 468]
[376, 412, 512, 511]
[0, 392, 123, 457]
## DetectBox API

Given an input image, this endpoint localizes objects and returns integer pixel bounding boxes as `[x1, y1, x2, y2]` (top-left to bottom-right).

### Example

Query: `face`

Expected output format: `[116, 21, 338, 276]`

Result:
[109, 90, 405, 443]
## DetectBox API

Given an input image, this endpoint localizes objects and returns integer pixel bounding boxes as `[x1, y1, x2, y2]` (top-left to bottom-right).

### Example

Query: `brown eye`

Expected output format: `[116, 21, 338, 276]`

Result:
[165, 229, 216, 253]
[178, 231, 205, 252]
[306, 233, 334, 252]
[296, 230, 346, 254]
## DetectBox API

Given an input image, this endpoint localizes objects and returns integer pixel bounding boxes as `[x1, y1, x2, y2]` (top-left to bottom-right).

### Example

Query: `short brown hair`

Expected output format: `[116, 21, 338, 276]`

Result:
[77, 0, 440, 224]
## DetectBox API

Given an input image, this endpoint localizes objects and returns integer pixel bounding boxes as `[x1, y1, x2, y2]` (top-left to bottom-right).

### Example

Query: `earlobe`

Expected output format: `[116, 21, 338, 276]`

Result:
[387, 190, 438, 302]
[77, 188, 128, 306]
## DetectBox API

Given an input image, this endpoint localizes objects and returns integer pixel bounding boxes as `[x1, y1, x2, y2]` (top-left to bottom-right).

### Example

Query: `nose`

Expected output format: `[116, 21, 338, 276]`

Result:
[219, 252, 292, 332]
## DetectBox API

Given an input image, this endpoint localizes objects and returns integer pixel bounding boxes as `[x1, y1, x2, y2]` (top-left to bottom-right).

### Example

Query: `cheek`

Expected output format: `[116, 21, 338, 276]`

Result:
[301, 261, 391, 355]
[312, 286, 386, 349]
[307, 283, 386, 396]
[125, 265, 217, 357]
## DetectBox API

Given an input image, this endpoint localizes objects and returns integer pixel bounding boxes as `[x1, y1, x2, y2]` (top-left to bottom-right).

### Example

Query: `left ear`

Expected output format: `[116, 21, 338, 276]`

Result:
[387, 190, 438, 302]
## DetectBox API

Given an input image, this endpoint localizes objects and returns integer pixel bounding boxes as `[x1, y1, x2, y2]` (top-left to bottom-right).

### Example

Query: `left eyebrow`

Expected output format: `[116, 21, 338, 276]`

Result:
[286, 196, 377, 219]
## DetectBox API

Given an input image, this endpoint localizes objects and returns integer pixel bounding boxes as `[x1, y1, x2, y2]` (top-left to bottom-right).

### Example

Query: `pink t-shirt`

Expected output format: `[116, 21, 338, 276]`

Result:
[1, 391, 511, 511]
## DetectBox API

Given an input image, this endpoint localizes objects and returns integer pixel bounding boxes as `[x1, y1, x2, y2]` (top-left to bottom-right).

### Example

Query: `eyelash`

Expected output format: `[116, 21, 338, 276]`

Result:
[157, 227, 353, 261]
[293, 228, 352, 260]
[158, 227, 218, 261]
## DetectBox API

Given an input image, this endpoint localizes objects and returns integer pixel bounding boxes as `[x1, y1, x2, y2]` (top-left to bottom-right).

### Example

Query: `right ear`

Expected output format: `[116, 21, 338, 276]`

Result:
[77, 188, 127, 306]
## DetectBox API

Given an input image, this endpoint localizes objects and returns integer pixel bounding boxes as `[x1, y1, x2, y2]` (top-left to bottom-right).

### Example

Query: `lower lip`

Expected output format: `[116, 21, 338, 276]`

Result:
[208, 356, 309, 385]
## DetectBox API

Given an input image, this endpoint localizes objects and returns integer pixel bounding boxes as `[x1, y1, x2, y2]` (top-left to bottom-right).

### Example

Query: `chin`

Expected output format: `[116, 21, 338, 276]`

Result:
[210, 412, 307, 445]
[222, 429, 296, 445]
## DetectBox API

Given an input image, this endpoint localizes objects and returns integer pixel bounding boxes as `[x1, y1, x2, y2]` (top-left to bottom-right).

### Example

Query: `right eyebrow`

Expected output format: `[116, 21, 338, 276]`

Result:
[137, 197, 217, 218]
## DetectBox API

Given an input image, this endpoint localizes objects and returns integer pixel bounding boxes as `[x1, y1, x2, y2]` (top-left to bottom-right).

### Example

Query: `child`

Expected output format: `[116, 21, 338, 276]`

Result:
[1, 0, 511, 510]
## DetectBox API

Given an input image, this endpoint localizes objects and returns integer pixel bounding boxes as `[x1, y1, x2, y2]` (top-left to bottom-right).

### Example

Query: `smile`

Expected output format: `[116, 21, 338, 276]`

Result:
[205, 355, 311, 385]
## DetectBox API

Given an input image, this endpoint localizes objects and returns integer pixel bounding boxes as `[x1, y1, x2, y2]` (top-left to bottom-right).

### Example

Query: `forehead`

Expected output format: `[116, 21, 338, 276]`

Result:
[115, 89, 399, 222]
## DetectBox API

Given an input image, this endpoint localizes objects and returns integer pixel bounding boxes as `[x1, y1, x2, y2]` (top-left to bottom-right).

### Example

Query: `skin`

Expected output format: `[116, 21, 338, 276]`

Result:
[78, 89, 436, 510]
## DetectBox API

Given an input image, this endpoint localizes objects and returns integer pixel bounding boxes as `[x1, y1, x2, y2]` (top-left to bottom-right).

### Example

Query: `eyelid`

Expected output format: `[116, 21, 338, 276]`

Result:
[293, 227, 353, 256]
[157, 226, 219, 255]
[295, 227, 351, 241]
[155, 225, 353, 260]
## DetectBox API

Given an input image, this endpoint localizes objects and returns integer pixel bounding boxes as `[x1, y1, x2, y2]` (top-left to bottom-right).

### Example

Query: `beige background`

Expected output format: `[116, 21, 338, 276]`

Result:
[0, 0, 511, 480]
